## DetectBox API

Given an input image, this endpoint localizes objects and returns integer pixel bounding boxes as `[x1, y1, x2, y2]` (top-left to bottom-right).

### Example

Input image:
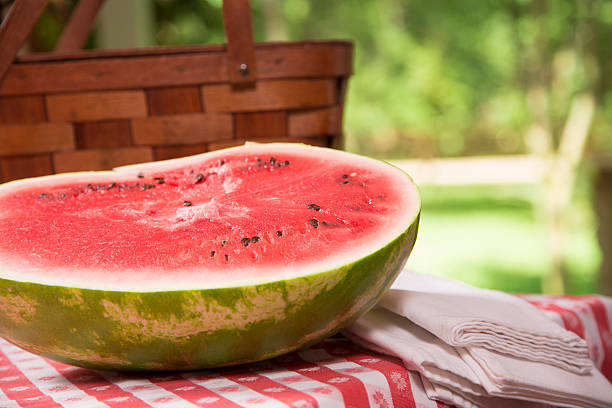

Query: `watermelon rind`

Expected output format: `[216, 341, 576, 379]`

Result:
[0, 143, 420, 370]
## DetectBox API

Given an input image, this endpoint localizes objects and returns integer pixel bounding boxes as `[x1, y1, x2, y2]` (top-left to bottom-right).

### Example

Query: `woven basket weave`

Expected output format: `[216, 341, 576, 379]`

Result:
[0, 0, 352, 183]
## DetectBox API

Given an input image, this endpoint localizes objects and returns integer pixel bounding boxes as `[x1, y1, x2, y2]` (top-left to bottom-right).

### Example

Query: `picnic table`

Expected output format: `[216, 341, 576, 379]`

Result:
[1, 294, 610, 408]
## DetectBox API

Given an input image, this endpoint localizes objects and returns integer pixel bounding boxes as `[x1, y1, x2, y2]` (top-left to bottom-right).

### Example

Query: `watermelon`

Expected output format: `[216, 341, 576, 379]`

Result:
[0, 143, 420, 370]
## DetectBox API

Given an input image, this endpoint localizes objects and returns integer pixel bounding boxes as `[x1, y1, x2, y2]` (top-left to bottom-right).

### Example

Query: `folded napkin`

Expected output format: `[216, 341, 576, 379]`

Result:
[344, 271, 612, 408]
[345, 307, 612, 408]
[384, 271, 593, 374]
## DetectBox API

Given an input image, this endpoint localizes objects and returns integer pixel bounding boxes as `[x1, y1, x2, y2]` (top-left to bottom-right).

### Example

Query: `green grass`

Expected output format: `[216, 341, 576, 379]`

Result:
[404, 184, 602, 294]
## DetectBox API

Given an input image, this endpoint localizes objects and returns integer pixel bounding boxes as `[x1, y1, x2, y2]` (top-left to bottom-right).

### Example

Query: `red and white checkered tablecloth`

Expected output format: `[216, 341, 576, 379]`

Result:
[0, 294, 610, 408]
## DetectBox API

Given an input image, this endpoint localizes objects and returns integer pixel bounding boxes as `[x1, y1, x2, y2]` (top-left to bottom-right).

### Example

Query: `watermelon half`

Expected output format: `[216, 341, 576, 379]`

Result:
[0, 143, 419, 370]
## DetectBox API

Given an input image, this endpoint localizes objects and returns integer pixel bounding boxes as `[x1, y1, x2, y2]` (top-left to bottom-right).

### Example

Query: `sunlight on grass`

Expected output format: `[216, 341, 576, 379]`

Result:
[405, 184, 601, 294]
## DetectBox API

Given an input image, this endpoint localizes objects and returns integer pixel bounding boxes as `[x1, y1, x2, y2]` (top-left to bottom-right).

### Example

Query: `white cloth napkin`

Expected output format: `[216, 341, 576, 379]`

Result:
[344, 271, 612, 408]
[345, 307, 612, 408]
[384, 271, 593, 374]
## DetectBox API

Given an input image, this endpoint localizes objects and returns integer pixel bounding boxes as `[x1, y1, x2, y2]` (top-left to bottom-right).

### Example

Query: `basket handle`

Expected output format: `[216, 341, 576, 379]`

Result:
[0, 0, 48, 87]
[0, 0, 257, 86]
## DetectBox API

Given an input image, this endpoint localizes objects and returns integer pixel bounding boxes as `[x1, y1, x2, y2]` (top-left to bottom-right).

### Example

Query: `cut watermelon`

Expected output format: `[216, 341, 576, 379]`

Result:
[0, 143, 419, 370]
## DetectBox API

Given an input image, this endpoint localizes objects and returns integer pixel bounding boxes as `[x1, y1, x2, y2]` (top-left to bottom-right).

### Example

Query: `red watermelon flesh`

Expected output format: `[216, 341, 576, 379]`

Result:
[0, 143, 418, 290]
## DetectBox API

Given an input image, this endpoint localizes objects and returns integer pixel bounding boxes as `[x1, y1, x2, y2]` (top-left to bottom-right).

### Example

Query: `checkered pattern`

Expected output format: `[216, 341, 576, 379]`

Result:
[0, 294, 610, 407]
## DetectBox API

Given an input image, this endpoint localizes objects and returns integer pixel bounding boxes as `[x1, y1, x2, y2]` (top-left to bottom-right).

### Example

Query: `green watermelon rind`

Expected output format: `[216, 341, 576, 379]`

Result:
[0, 216, 418, 370]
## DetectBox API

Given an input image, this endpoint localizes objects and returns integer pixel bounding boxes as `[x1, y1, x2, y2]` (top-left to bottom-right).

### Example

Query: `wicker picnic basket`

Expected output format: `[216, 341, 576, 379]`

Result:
[0, 0, 352, 183]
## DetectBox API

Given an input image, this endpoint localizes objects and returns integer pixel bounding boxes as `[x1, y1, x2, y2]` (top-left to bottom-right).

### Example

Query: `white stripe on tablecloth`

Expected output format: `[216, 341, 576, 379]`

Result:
[257, 363, 345, 408]
[299, 348, 395, 408]
[0, 340, 109, 408]
[408, 370, 440, 408]
[186, 374, 289, 408]
[96, 372, 200, 408]
[0, 386, 22, 408]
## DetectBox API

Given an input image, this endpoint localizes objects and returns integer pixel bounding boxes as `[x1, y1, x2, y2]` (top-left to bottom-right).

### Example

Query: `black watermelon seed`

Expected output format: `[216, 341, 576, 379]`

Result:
[241, 237, 251, 247]
[221, 240, 227, 247]
[220, 160, 225, 165]
[210, 250, 216, 257]
[224, 254, 229, 261]
[283, 160, 290, 166]
[275, 230, 282, 237]
[309, 219, 319, 229]
[154, 177, 165, 184]
[307, 203, 321, 211]
[251, 236, 260, 243]
[342, 174, 349, 179]
[108, 182, 116, 189]
[195, 173, 204, 183]
[269, 157, 277, 165]
[342, 180, 349, 185]
[60, 193, 67, 199]
[87, 184, 94, 190]
[38, 193, 49, 199]
[137, 173, 144, 178]
[183, 201, 192, 206]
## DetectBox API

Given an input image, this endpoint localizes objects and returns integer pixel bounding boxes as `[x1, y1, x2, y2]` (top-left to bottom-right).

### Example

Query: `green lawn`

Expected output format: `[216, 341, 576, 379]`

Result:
[404, 184, 602, 294]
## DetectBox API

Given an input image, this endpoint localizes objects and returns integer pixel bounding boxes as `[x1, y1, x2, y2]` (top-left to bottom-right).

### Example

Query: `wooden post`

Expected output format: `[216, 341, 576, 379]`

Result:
[597, 159, 612, 296]
[96, 0, 154, 49]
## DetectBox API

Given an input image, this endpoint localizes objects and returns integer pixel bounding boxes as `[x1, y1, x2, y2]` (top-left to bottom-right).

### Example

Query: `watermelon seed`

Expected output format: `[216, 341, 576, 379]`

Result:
[322, 221, 329, 227]
[269, 157, 277, 165]
[210, 250, 216, 257]
[241, 237, 251, 247]
[251, 236, 260, 243]
[38, 193, 49, 199]
[275, 230, 282, 237]
[137, 173, 144, 178]
[154, 177, 165, 184]
[283, 160, 290, 166]
[342, 174, 349, 179]
[224, 254, 229, 261]
[308, 219, 319, 229]
[60, 193, 66, 199]
[183, 201, 192, 206]
[307, 204, 321, 211]
[342, 180, 349, 185]
[220, 160, 225, 165]
[87, 184, 94, 190]
[221, 240, 227, 247]
[108, 182, 116, 189]
[195, 173, 204, 183]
